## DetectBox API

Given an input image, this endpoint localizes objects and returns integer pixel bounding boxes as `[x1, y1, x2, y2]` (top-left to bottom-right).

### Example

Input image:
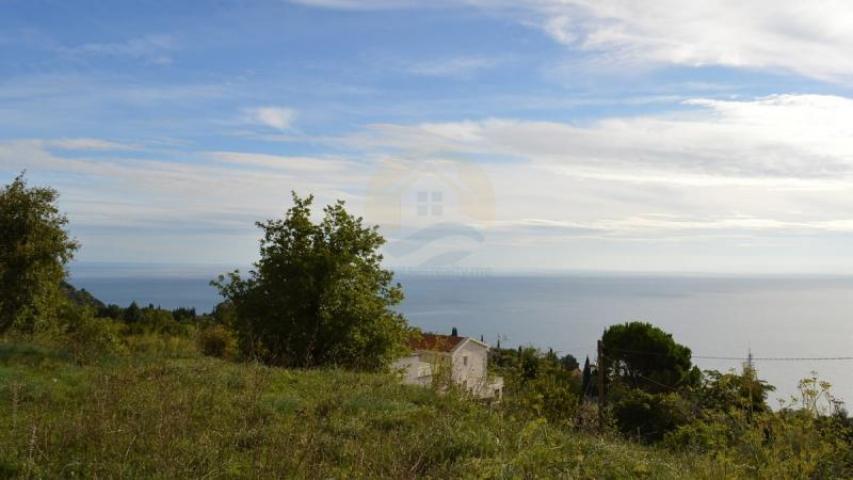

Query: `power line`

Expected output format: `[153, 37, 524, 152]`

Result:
[694, 355, 853, 362]
[604, 347, 853, 362]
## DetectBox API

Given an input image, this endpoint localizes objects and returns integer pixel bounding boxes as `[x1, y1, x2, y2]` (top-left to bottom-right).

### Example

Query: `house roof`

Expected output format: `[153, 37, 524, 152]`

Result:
[408, 333, 465, 353]
[408, 333, 490, 353]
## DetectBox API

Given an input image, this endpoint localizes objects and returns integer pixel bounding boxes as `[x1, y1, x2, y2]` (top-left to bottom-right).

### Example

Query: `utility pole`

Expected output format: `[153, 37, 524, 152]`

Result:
[597, 340, 606, 430]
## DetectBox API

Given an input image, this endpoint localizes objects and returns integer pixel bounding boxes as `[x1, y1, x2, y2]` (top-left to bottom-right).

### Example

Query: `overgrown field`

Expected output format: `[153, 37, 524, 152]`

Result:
[0, 339, 843, 479]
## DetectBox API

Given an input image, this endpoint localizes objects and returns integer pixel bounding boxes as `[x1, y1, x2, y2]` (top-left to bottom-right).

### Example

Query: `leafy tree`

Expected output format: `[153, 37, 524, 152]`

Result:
[214, 193, 409, 370]
[491, 345, 582, 424]
[0, 173, 78, 333]
[123, 301, 142, 324]
[696, 367, 774, 415]
[97, 303, 124, 320]
[139, 305, 183, 335]
[211, 301, 237, 326]
[560, 353, 579, 371]
[602, 321, 700, 392]
[518, 346, 541, 381]
[545, 347, 558, 363]
[171, 307, 197, 322]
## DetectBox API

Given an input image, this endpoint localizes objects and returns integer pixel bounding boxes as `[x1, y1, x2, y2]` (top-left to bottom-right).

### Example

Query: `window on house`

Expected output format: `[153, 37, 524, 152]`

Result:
[463, 355, 468, 366]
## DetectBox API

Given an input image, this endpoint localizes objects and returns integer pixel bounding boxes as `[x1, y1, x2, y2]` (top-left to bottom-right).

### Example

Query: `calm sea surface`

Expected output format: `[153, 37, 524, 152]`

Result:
[69, 265, 853, 406]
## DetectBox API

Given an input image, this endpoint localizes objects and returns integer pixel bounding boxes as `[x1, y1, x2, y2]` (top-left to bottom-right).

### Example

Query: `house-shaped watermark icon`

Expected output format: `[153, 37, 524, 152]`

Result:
[366, 156, 495, 272]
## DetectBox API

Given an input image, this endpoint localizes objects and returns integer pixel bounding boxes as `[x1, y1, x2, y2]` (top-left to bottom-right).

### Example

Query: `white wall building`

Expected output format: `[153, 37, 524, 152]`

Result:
[393, 333, 503, 399]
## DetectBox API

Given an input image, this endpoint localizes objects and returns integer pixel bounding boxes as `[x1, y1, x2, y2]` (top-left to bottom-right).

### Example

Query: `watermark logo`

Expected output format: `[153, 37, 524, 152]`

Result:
[366, 156, 495, 273]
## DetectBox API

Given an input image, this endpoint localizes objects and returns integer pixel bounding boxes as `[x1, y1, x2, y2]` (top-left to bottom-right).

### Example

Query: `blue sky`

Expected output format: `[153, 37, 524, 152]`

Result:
[6, 0, 853, 273]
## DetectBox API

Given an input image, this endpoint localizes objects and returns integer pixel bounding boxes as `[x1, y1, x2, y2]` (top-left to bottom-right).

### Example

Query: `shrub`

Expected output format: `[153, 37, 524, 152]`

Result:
[612, 389, 690, 442]
[694, 367, 774, 415]
[58, 304, 125, 364]
[494, 346, 582, 425]
[198, 324, 237, 360]
[124, 333, 197, 358]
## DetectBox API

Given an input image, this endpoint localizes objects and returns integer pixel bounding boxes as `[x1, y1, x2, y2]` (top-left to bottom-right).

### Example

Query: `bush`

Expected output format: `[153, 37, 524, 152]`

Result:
[494, 346, 582, 426]
[58, 304, 125, 364]
[198, 324, 237, 360]
[664, 409, 852, 477]
[123, 305, 192, 336]
[612, 389, 690, 442]
[124, 333, 197, 358]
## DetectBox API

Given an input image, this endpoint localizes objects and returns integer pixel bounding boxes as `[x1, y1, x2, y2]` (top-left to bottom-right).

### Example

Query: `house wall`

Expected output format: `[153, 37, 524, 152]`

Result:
[391, 354, 433, 386]
[394, 339, 503, 400]
[450, 340, 489, 393]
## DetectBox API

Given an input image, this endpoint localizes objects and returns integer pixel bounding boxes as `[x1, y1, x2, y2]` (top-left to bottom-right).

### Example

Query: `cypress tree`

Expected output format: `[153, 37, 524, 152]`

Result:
[581, 356, 592, 395]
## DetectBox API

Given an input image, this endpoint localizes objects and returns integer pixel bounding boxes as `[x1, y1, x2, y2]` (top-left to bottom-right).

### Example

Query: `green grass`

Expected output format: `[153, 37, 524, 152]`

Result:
[0, 340, 826, 479]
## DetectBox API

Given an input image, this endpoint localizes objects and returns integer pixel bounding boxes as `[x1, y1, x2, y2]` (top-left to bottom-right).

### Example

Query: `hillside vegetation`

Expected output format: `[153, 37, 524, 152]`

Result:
[0, 339, 754, 479]
[0, 336, 849, 480]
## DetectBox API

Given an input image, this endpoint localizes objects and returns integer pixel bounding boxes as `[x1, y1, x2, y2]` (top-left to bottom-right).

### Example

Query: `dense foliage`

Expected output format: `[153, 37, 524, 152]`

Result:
[602, 322, 701, 392]
[214, 193, 409, 370]
[1, 337, 850, 479]
[491, 346, 583, 426]
[0, 174, 78, 334]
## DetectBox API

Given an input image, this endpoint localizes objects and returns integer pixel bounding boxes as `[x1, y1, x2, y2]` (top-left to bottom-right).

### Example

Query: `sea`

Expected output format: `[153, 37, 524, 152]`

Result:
[69, 263, 853, 408]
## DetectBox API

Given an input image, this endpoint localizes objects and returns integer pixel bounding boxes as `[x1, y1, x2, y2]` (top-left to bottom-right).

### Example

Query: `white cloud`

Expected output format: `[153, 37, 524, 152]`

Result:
[60, 34, 175, 65]
[353, 94, 853, 182]
[0, 141, 367, 241]
[406, 56, 504, 78]
[292, 0, 853, 80]
[47, 138, 137, 151]
[10, 94, 853, 271]
[340, 94, 853, 260]
[208, 151, 355, 173]
[290, 0, 454, 9]
[501, 0, 853, 80]
[243, 106, 297, 130]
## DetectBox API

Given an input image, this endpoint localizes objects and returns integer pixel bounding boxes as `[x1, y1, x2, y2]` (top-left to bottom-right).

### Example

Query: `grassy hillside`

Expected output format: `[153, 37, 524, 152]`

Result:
[0, 339, 721, 480]
[0, 337, 847, 479]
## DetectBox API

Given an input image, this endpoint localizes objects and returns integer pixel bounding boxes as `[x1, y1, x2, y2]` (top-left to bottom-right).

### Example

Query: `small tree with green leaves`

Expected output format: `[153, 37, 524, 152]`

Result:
[214, 193, 409, 370]
[0, 173, 78, 333]
[560, 353, 579, 371]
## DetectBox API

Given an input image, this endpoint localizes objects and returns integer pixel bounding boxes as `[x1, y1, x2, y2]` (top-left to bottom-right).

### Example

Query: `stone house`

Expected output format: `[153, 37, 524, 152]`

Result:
[392, 333, 503, 399]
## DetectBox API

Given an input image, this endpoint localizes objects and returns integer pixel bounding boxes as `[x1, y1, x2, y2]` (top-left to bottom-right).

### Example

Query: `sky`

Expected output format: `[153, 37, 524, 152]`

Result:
[6, 0, 853, 274]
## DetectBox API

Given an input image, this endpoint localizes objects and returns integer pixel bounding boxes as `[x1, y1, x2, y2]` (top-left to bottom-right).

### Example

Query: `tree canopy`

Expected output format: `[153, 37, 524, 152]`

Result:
[0, 173, 78, 333]
[214, 193, 409, 370]
[602, 321, 700, 393]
